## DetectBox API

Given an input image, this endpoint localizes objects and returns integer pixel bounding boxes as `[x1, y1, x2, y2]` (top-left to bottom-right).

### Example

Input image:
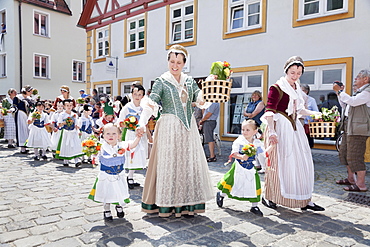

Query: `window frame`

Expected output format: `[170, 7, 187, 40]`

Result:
[223, 0, 266, 39]
[124, 13, 147, 57]
[220, 65, 269, 140]
[229, 0, 262, 32]
[33, 10, 50, 38]
[33, 53, 50, 79]
[0, 53, 6, 78]
[293, 0, 354, 27]
[166, 0, 197, 49]
[72, 60, 85, 83]
[94, 25, 111, 62]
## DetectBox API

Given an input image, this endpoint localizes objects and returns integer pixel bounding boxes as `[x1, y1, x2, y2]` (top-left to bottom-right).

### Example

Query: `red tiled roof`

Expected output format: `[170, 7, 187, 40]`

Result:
[21, 0, 72, 15]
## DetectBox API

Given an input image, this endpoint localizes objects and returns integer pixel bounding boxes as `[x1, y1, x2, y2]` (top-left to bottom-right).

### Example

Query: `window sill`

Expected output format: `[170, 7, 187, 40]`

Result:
[166, 39, 196, 50]
[93, 57, 106, 63]
[297, 10, 348, 22]
[33, 77, 50, 80]
[124, 49, 146, 58]
[223, 26, 265, 39]
[0, 76, 7, 79]
[33, 34, 50, 39]
[72, 80, 85, 83]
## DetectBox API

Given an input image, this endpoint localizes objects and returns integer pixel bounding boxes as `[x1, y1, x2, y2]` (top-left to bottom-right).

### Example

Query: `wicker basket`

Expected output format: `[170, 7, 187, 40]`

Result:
[201, 80, 232, 103]
[0, 119, 4, 128]
[309, 121, 336, 138]
[45, 125, 53, 133]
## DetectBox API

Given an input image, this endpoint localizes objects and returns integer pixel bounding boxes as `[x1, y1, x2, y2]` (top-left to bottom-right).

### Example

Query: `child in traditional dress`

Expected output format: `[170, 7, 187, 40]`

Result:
[78, 105, 96, 163]
[117, 84, 148, 189]
[55, 99, 84, 167]
[88, 123, 141, 221]
[96, 98, 116, 132]
[26, 101, 52, 160]
[50, 102, 64, 155]
[216, 119, 265, 217]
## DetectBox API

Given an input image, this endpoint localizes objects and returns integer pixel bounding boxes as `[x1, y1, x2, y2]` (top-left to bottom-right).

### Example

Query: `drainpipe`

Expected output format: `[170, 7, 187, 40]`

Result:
[18, 0, 23, 90]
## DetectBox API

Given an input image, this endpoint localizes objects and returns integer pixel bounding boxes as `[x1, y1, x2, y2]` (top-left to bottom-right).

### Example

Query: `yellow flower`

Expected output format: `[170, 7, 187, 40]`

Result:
[224, 68, 230, 77]
[129, 116, 136, 122]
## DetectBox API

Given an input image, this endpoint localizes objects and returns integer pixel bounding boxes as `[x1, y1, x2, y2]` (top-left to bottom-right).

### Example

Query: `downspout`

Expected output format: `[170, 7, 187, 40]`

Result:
[18, 0, 23, 90]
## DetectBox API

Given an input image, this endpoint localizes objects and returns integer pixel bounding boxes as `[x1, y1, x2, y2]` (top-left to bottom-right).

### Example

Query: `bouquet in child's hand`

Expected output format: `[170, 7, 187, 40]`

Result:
[82, 135, 102, 157]
[31, 111, 42, 120]
[240, 143, 257, 157]
[32, 89, 38, 95]
[64, 117, 74, 127]
[123, 116, 139, 131]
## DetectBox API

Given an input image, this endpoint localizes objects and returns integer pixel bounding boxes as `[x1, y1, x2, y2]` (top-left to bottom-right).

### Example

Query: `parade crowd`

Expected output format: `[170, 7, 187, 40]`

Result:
[0, 45, 369, 221]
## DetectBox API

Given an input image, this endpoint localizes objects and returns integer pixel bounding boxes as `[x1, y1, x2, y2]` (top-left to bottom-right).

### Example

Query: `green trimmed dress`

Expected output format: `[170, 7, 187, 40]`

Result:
[141, 72, 213, 217]
[217, 136, 263, 202]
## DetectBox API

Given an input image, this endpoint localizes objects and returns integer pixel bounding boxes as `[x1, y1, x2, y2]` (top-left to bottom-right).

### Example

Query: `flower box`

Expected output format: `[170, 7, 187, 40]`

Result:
[309, 121, 336, 138]
[201, 80, 232, 103]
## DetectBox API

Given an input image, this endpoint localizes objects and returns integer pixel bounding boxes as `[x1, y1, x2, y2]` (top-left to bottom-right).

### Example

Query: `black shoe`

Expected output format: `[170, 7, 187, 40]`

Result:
[20, 150, 29, 154]
[115, 206, 125, 218]
[127, 178, 135, 189]
[63, 163, 69, 167]
[75, 162, 82, 168]
[207, 156, 217, 162]
[41, 155, 48, 160]
[261, 197, 277, 209]
[7, 144, 16, 148]
[301, 203, 325, 211]
[216, 192, 224, 207]
[33, 156, 40, 161]
[250, 206, 263, 217]
[104, 211, 113, 221]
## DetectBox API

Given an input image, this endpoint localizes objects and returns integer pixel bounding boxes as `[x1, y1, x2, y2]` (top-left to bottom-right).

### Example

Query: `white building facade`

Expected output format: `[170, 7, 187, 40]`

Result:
[78, 0, 370, 143]
[0, 0, 86, 100]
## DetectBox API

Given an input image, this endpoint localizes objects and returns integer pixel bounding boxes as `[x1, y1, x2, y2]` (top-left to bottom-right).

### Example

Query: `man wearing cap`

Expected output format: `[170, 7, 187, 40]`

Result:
[79, 89, 89, 98]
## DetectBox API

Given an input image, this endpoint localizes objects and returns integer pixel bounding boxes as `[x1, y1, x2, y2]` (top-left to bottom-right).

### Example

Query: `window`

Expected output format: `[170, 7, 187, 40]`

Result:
[166, 0, 197, 49]
[72, 60, 85, 82]
[0, 53, 6, 77]
[221, 65, 268, 136]
[96, 27, 110, 58]
[230, 0, 261, 30]
[125, 13, 147, 57]
[34, 11, 49, 37]
[223, 0, 266, 39]
[34, 54, 49, 79]
[300, 57, 353, 104]
[293, 0, 354, 27]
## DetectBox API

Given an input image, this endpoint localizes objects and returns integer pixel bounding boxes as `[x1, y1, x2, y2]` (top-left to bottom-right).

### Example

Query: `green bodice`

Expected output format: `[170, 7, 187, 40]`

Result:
[149, 76, 201, 131]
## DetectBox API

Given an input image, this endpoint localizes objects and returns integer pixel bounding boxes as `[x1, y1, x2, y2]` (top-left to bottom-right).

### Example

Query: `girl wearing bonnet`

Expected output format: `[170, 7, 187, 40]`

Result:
[261, 56, 324, 211]
[135, 44, 213, 217]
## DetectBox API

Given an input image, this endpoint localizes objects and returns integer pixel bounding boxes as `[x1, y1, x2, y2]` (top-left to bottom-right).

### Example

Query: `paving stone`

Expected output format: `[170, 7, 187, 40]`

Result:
[43, 237, 82, 247]
[13, 235, 46, 247]
[35, 215, 61, 225]
[0, 230, 29, 243]
[29, 224, 59, 235]
[5, 220, 36, 231]
[60, 211, 84, 220]
[189, 236, 222, 247]
[46, 227, 83, 241]
[79, 231, 104, 244]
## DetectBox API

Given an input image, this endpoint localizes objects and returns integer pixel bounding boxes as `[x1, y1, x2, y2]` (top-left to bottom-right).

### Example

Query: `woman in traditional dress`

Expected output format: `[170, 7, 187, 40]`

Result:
[52, 85, 76, 111]
[261, 56, 324, 211]
[13, 85, 34, 153]
[1, 88, 17, 148]
[136, 45, 213, 217]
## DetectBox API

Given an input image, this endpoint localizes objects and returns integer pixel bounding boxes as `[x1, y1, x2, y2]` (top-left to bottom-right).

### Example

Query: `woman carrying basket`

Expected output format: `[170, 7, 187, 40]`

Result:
[261, 56, 324, 211]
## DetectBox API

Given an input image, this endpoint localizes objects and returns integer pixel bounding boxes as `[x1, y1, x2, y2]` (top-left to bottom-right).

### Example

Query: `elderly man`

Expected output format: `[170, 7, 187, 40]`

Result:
[334, 69, 370, 192]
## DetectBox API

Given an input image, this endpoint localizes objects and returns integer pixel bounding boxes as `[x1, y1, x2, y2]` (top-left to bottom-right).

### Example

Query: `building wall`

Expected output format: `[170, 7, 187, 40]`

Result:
[0, 1, 86, 100]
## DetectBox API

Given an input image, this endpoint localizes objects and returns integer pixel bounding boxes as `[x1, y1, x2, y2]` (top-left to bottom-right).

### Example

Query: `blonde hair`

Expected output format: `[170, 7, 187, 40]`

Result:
[167, 44, 188, 63]
[242, 119, 258, 130]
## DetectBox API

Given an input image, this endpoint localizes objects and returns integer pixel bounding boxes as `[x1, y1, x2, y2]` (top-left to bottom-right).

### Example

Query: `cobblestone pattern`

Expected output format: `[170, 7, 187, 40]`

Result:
[0, 141, 369, 247]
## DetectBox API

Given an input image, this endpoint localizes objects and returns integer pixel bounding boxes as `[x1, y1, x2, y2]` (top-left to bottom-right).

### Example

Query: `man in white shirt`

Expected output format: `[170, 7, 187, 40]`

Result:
[333, 69, 370, 192]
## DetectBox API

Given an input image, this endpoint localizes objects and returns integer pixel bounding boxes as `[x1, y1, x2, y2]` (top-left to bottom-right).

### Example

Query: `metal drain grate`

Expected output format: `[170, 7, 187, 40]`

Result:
[345, 193, 370, 207]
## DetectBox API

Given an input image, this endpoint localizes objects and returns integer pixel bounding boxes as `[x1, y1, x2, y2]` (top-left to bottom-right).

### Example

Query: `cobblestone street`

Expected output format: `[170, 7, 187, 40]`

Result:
[0, 140, 369, 247]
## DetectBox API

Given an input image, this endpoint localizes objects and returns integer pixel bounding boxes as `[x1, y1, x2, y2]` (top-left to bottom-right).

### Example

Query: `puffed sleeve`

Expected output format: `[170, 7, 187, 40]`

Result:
[265, 85, 281, 113]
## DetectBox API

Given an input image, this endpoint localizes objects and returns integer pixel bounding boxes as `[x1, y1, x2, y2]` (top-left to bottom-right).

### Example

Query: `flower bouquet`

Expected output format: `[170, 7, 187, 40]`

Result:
[210, 61, 232, 80]
[64, 117, 74, 127]
[1, 108, 8, 116]
[123, 116, 138, 131]
[32, 89, 38, 95]
[82, 135, 102, 157]
[31, 111, 41, 120]
[76, 98, 85, 104]
[309, 106, 340, 138]
[240, 143, 257, 157]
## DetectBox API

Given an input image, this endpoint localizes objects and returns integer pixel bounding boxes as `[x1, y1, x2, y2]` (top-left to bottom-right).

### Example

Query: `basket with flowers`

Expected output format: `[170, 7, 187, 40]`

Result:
[82, 135, 102, 157]
[309, 106, 340, 138]
[32, 89, 38, 95]
[240, 143, 257, 157]
[31, 111, 42, 120]
[202, 61, 233, 103]
[76, 98, 85, 104]
[123, 116, 139, 131]
[1, 108, 8, 116]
